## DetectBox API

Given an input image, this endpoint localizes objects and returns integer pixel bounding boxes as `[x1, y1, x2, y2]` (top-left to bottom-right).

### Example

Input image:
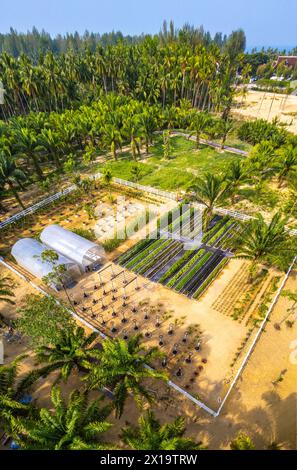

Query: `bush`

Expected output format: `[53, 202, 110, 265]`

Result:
[237, 119, 287, 146]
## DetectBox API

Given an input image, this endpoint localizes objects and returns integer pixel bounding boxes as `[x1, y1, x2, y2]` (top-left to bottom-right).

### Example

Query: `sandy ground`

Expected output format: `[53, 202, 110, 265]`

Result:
[233, 90, 297, 134]
[1, 254, 296, 449]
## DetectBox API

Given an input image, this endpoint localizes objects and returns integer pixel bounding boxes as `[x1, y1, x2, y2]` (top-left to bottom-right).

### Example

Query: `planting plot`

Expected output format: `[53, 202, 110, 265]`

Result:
[117, 207, 240, 299]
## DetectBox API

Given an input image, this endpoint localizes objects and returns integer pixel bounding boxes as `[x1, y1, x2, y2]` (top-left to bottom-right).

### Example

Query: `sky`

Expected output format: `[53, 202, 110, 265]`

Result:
[0, 0, 296, 49]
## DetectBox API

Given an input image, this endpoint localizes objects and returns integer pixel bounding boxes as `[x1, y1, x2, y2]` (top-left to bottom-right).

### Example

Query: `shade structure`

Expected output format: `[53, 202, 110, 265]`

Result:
[40, 224, 104, 271]
[11, 238, 80, 289]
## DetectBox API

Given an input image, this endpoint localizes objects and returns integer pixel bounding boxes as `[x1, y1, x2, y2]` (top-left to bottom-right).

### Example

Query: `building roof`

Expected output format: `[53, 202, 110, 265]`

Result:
[40, 224, 104, 268]
[11, 238, 78, 282]
[275, 56, 297, 67]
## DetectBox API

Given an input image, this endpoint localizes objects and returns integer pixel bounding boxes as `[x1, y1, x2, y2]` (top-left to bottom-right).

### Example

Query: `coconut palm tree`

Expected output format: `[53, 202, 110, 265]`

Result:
[0, 275, 15, 304]
[85, 335, 167, 418]
[139, 111, 157, 154]
[230, 432, 255, 450]
[32, 326, 99, 383]
[38, 128, 65, 170]
[275, 144, 297, 187]
[15, 387, 113, 450]
[0, 153, 26, 209]
[225, 160, 250, 204]
[190, 172, 228, 227]
[121, 410, 205, 450]
[235, 212, 293, 269]
[13, 127, 44, 180]
[102, 123, 122, 161]
[217, 118, 234, 150]
[247, 140, 275, 179]
[0, 357, 36, 440]
[188, 111, 211, 149]
[130, 163, 142, 182]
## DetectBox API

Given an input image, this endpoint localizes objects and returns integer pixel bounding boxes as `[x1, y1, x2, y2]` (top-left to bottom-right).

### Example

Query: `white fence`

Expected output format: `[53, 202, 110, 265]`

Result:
[0, 185, 76, 230]
[0, 175, 178, 230]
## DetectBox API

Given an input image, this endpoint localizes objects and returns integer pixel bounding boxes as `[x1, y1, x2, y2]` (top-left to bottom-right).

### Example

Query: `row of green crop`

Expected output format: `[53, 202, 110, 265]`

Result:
[167, 248, 205, 288]
[118, 238, 152, 265]
[175, 251, 213, 292]
[135, 239, 172, 273]
[202, 217, 228, 243]
[206, 219, 234, 247]
[125, 237, 166, 269]
[158, 249, 196, 283]
[193, 258, 228, 299]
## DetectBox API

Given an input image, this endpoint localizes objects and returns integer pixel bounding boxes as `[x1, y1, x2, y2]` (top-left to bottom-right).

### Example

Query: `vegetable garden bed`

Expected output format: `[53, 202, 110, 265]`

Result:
[116, 208, 238, 299]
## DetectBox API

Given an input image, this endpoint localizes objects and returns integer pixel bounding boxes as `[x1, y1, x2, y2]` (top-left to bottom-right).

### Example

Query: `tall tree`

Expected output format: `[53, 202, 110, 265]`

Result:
[15, 387, 113, 450]
[85, 335, 167, 418]
[0, 152, 26, 208]
[121, 410, 205, 450]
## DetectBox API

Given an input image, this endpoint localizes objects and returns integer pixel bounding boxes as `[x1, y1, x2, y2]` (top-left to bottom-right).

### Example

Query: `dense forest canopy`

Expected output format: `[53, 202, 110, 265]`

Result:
[0, 22, 239, 57]
[0, 23, 249, 120]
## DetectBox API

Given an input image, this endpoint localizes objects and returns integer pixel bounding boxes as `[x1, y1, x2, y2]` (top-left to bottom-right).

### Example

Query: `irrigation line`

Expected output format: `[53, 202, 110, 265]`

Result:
[215, 255, 297, 417]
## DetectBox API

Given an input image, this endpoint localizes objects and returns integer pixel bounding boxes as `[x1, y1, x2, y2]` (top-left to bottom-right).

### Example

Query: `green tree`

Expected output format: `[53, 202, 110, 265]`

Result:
[275, 144, 297, 187]
[235, 212, 294, 270]
[85, 335, 167, 418]
[230, 432, 255, 450]
[121, 410, 205, 450]
[190, 172, 228, 227]
[188, 111, 211, 149]
[0, 152, 26, 209]
[130, 163, 142, 182]
[225, 160, 250, 204]
[0, 357, 36, 440]
[17, 294, 76, 347]
[33, 326, 99, 383]
[15, 387, 113, 450]
[162, 130, 171, 159]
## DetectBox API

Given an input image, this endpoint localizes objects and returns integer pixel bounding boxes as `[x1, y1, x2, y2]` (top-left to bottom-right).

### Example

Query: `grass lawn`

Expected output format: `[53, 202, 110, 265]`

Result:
[95, 135, 243, 191]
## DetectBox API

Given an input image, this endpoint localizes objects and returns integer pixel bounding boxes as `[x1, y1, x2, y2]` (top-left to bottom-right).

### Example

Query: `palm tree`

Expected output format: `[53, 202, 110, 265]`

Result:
[217, 118, 234, 150]
[0, 357, 35, 440]
[0, 275, 15, 304]
[225, 160, 250, 204]
[0, 153, 26, 209]
[235, 212, 293, 269]
[85, 335, 167, 418]
[275, 144, 297, 187]
[102, 123, 122, 161]
[102, 168, 113, 198]
[32, 326, 99, 382]
[247, 140, 275, 180]
[130, 164, 142, 182]
[230, 432, 255, 450]
[15, 387, 113, 450]
[188, 111, 211, 149]
[190, 172, 228, 227]
[139, 111, 157, 154]
[38, 128, 65, 170]
[121, 410, 205, 450]
[14, 127, 44, 180]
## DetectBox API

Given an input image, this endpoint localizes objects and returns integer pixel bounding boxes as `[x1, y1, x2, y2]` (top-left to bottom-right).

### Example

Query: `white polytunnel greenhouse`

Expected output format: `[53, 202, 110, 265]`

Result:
[40, 224, 105, 272]
[11, 238, 81, 289]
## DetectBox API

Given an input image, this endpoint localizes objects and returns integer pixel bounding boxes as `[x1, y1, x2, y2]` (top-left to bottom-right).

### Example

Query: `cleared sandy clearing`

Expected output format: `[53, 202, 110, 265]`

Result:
[233, 90, 297, 134]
